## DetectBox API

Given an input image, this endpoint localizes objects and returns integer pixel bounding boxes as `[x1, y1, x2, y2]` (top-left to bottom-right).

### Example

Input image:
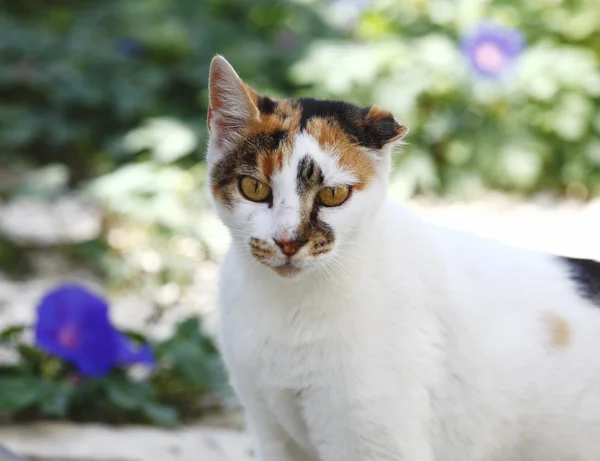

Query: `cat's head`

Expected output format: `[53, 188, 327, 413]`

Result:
[206, 55, 407, 277]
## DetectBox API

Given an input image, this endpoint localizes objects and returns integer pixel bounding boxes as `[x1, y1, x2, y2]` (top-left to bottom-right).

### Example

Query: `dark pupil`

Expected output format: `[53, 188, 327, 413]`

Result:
[253, 180, 259, 193]
[330, 187, 336, 199]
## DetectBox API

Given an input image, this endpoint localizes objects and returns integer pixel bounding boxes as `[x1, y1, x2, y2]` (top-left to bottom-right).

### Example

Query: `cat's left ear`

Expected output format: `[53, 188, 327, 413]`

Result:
[363, 105, 408, 149]
[207, 55, 260, 151]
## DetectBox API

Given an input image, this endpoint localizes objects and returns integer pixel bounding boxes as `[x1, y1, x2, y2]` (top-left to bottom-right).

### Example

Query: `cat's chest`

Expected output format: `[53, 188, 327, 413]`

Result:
[221, 282, 372, 390]
[228, 307, 346, 389]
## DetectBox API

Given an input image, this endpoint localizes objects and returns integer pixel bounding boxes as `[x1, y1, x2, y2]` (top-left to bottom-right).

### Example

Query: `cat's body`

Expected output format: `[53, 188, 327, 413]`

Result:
[206, 55, 600, 461]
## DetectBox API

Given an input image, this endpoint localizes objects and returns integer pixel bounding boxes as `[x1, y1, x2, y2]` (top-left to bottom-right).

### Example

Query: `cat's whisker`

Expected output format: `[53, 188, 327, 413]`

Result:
[333, 248, 363, 263]
[334, 246, 361, 257]
[319, 262, 335, 287]
[329, 256, 353, 277]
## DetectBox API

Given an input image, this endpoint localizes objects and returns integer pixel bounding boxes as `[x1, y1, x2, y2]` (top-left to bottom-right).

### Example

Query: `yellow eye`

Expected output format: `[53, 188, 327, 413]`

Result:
[317, 185, 351, 207]
[239, 176, 272, 202]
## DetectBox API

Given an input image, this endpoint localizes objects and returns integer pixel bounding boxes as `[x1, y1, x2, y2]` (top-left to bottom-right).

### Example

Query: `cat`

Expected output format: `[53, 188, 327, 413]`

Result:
[206, 54, 600, 461]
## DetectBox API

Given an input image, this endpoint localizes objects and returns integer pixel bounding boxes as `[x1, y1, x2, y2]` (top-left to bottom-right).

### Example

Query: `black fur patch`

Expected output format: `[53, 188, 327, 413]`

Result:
[257, 96, 277, 115]
[296, 98, 368, 144]
[296, 98, 366, 129]
[560, 256, 600, 305]
[296, 155, 323, 194]
[259, 130, 288, 150]
[364, 113, 402, 147]
[293, 154, 333, 248]
[295, 98, 401, 149]
[292, 196, 334, 250]
[308, 200, 334, 245]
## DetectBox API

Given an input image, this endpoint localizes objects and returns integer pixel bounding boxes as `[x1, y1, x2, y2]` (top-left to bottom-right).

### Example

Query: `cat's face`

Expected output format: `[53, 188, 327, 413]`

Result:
[206, 56, 407, 277]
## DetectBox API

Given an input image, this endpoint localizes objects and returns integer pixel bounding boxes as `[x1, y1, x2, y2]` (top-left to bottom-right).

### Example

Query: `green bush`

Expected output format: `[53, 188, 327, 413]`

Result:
[293, 0, 600, 199]
[0, 0, 333, 184]
[2, 0, 599, 199]
[0, 317, 227, 427]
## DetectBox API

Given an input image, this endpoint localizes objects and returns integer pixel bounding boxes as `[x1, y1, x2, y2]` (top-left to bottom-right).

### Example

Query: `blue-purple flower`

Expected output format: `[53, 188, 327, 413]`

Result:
[35, 284, 154, 377]
[461, 22, 525, 79]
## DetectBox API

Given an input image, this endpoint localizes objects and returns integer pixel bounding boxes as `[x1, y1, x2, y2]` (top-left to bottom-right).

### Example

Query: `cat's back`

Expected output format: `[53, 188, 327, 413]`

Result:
[393, 209, 600, 460]
[423, 216, 600, 372]
[428, 217, 600, 310]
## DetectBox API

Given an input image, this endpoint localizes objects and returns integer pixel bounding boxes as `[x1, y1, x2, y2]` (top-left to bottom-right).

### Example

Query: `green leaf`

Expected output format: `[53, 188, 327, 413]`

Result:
[169, 316, 218, 354]
[40, 357, 65, 380]
[106, 379, 151, 411]
[142, 402, 179, 427]
[17, 344, 46, 364]
[0, 365, 26, 376]
[0, 377, 44, 411]
[0, 325, 27, 341]
[174, 317, 202, 340]
[167, 342, 212, 387]
[39, 381, 74, 418]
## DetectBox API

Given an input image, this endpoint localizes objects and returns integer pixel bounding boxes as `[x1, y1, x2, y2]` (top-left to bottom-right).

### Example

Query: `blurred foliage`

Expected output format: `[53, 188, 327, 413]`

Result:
[0, 317, 228, 426]
[1, 0, 600, 286]
[295, 0, 600, 199]
[0, 0, 333, 184]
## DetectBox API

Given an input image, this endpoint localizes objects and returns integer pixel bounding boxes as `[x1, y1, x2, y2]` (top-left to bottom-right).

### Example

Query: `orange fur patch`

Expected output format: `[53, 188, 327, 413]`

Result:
[305, 118, 376, 189]
[242, 100, 303, 180]
[545, 313, 571, 348]
[257, 151, 284, 180]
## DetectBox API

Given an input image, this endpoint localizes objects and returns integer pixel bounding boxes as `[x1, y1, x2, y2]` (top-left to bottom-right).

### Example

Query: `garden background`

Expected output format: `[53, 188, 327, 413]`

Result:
[1, 0, 599, 459]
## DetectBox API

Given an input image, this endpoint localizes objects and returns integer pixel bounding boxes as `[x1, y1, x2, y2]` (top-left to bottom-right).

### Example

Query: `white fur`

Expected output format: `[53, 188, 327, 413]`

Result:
[209, 130, 600, 461]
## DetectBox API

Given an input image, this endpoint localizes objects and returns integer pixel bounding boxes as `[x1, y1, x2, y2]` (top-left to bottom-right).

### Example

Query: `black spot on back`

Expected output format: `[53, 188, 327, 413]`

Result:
[296, 155, 323, 195]
[560, 256, 600, 305]
[257, 95, 277, 115]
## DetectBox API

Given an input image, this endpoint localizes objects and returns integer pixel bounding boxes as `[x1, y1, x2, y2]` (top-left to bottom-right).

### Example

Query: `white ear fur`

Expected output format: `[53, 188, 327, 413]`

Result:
[207, 55, 259, 148]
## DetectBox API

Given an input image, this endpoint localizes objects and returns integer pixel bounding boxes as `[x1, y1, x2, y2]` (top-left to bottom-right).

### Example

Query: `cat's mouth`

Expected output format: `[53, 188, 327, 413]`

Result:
[248, 236, 335, 277]
[272, 261, 302, 277]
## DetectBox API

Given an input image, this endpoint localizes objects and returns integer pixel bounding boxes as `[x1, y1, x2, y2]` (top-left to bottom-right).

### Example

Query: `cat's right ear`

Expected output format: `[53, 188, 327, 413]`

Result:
[207, 55, 259, 151]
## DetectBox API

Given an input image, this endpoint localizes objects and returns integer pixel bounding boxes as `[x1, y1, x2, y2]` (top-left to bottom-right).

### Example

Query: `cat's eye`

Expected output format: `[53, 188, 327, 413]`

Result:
[317, 185, 351, 207]
[239, 176, 272, 202]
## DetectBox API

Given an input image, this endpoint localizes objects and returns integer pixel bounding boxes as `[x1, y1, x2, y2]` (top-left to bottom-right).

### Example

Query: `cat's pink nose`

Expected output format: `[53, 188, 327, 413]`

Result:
[273, 238, 307, 257]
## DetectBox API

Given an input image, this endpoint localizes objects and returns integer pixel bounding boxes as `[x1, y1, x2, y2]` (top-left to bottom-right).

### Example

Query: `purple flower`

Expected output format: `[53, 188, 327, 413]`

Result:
[115, 334, 155, 367]
[35, 284, 155, 377]
[461, 22, 525, 79]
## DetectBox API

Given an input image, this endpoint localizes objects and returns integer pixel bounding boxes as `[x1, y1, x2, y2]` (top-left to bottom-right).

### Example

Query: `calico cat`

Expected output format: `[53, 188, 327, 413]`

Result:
[206, 55, 600, 461]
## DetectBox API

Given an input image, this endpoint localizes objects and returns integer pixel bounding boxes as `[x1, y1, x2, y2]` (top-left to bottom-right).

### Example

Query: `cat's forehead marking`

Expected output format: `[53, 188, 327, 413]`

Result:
[296, 155, 324, 194]
[292, 132, 358, 187]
